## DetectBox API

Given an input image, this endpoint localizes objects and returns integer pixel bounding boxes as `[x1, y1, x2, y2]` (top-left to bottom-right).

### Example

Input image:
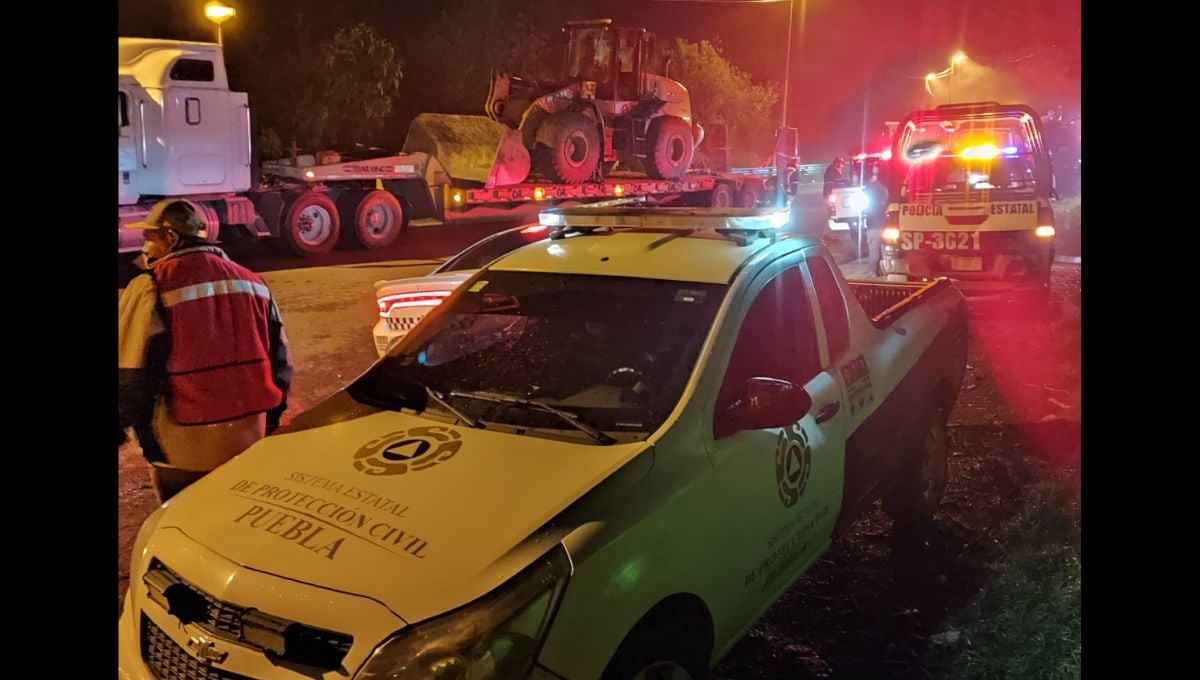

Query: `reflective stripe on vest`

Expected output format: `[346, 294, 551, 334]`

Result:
[161, 279, 272, 308]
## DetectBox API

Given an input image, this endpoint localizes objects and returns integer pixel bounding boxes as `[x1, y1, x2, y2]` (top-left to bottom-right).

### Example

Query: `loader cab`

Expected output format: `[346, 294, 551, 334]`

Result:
[564, 20, 656, 101]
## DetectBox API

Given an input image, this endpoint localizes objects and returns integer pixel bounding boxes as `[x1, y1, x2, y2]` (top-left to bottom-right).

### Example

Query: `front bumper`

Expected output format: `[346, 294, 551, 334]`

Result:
[373, 318, 409, 357]
[118, 591, 148, 679]
[827, 217, 861, 232]
[118, 528, 406, 680]
[880, 241, 1052, 295]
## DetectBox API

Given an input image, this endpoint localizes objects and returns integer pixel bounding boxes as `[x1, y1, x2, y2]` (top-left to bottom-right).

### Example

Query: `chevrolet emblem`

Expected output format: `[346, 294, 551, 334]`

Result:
[187, 634, 229, 665]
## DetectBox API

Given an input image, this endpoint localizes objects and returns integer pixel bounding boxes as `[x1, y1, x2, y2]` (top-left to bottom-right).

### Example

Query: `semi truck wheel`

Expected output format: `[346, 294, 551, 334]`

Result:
[736, 184, 763, 208]
[709, 183, 735, 208]
[352, 190, 404, 249]
[282, 192, 340, 256]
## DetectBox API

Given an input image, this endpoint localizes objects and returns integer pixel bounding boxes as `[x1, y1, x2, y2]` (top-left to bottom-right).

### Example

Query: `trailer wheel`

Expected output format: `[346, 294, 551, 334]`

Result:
[536, 112, 600, 184]
[646, 116, 694, 180]
[736, 184, 763, 208]
[709, 183, 735, 208]
[282, 192, 340, 256]
[352, 190, 404, 249]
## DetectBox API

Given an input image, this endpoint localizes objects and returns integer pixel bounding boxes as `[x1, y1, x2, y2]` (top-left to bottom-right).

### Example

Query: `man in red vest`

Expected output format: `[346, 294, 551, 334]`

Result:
[119, 200, 292, 501]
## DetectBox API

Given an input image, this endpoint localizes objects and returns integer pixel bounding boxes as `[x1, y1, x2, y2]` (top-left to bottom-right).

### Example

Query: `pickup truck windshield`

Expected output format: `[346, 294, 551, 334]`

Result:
[350, 271, 726, 437]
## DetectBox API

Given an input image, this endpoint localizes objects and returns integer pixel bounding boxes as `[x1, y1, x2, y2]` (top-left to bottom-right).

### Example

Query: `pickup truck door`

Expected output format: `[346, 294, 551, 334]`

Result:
[706, 258, 848, 627]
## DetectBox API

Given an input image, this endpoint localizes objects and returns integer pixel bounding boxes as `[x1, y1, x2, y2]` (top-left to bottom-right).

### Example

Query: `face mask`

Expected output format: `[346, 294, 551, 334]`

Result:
[140, 230, 177, 265]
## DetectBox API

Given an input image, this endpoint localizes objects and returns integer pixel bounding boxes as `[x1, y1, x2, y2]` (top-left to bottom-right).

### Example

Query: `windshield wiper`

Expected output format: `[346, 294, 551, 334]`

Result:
[425, 386, 482, 429]
[449, 390, 617, 445]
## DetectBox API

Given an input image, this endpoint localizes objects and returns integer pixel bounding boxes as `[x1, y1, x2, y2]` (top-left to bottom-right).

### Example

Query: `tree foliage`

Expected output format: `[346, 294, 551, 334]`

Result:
[666, 39, 780, 164]
[294, 23, 404, 150]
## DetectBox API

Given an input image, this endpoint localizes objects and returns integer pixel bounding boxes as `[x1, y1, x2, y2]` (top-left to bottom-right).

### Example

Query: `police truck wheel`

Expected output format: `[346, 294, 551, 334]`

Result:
[536, 112, 601, 184]
[283, 192, 340, 256]
[884, 406, 949, 529]
[353, 190, 404, 249]
[709, 183, 735, 208]
[646, 116, 694, 180]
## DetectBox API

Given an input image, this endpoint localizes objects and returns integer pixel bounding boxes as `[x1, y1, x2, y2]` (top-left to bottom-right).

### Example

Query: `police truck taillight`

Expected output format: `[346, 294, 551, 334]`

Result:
[1036, 205, 1056, 239]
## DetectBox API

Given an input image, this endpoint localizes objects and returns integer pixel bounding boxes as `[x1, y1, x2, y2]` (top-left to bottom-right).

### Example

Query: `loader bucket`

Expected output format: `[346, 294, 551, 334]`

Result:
[402, 113, 531, 187]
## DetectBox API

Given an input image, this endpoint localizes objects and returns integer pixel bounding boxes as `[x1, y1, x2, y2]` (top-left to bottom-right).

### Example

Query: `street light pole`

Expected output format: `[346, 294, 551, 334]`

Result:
[781, 0, 794, 128]
[649, 0, 803, 208]
[204, 1, 237, 47]
[949, 51, 967, 105]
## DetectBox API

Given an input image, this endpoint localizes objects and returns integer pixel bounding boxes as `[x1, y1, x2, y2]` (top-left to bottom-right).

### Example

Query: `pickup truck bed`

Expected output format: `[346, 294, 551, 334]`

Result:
[846, 278, 952, 327]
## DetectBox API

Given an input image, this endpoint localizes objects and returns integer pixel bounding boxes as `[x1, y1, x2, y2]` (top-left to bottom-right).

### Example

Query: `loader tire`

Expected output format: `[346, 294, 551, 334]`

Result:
[646, 116, 694, 180]
[535, 112, 601, 184]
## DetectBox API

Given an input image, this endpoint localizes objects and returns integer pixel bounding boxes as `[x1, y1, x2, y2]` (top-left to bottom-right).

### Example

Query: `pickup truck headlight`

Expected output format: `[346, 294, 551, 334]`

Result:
[356, 546, 572, 680]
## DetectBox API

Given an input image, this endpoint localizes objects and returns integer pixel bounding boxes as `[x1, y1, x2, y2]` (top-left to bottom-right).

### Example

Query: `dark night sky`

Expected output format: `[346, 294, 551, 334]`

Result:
[118, 0, 1080, 160]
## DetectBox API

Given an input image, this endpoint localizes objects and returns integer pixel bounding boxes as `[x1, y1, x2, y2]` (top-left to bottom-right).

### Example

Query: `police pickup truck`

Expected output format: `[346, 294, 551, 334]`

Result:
[120, 207, 968, 680]
[881, 102, 1057, 298]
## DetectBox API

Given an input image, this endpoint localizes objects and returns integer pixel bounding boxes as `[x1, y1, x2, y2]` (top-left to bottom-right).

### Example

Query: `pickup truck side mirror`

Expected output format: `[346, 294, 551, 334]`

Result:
[715, 377, 813, 439]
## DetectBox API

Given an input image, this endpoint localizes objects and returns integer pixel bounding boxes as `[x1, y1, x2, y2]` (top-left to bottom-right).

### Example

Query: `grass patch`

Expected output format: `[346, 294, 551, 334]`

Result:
[934, 481, 1081, 680]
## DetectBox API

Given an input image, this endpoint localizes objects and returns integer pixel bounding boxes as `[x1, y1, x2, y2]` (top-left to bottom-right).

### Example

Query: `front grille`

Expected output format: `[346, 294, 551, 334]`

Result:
[149, 559, 243, 637]
[141, 614, 253, 680]
[144, 559, 353, 671]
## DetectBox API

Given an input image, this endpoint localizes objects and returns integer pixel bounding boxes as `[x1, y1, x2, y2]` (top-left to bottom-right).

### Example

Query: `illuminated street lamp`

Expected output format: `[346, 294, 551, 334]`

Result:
[204, 1, 236, 47]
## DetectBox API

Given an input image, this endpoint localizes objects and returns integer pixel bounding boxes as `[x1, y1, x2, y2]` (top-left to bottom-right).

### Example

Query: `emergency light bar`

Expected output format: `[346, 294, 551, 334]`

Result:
[538, 207, 791, 246]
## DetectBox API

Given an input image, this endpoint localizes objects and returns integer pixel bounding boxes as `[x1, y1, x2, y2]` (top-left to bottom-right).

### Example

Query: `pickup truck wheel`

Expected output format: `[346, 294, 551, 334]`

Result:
[602, 623, 709, 680]
[631, 661, 693, 680]
[884, 407, 949, 529]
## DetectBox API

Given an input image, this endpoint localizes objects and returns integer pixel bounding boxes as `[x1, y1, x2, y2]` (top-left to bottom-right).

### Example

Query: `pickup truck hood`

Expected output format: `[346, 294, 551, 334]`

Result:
[159, 409, 649, 623]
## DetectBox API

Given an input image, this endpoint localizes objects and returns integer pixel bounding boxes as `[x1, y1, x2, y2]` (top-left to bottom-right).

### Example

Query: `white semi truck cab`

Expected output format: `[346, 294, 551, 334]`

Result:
[119, 39, 254, 251]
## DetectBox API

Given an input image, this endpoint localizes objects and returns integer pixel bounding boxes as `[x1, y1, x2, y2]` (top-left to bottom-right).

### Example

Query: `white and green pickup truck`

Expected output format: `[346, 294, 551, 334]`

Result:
[119, 207, 968, 680]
